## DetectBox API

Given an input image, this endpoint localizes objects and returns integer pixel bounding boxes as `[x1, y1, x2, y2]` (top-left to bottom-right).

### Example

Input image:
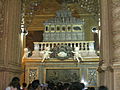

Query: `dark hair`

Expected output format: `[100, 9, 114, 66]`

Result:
[69, 82, 83, 90]
[88, 87, 95, 90]
[12, 77, 20, 82]
[57, 82, 63, 90]
[98, 86, 108, 90]
[22, 82, 27, 88]
[48, 81, 55, 90]
[32, 80, 40, 89]
[27, 83, 32, 90]
[80, 83, 85, 89]
[63, 83, 70, 89]
[9, 77, 20, 90]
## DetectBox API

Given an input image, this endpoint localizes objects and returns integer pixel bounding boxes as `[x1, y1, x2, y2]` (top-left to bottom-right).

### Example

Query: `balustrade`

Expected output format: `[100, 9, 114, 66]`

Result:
[33, 41, 95, 51]
[28, 41, 99, 59]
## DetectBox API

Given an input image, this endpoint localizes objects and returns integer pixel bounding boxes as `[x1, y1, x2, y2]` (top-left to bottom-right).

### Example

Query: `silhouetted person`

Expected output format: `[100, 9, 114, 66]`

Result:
[80, 83, 85, 90]
[48, 82, 55, 90]
[69, 82, 83, 90]
[22, 82, 27, 90]
[5, 77, 21, 90]
[32, 80, 41, 90]
[88, 87, 95, 90]
[63, 83, 70, 90]
[98, 86, 108, 90]
[27, 83, 32, 90]
[56, 82, 63, 90]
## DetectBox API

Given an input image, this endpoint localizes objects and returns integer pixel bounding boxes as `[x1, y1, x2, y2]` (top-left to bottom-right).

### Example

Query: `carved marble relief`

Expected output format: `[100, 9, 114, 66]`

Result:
[46, 69, 80, 83]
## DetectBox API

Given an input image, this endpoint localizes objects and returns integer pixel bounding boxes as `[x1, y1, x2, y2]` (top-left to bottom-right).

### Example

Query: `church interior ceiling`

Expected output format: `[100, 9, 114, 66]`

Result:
[22, 0, 100, 50]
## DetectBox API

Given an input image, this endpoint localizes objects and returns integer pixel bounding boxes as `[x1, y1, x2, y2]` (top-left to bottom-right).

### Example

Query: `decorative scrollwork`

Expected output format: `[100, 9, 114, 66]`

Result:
[97, 66, 105, 73]
[29, 68, 38, 83]
[51, 45, 73, 60]
[106, 66, 113, 72]
[87, 68, 97, 86]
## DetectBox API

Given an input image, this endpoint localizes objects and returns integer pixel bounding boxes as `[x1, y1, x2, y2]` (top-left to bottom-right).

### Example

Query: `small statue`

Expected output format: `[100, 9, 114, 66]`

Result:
[72, 47, 83, 63]
[41, 47, 52, 62]
[23, 48, 31, 58]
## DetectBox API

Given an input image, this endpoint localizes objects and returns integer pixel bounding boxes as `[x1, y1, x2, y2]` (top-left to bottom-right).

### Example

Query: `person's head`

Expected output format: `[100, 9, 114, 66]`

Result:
[98, 86, 108, 90]
[32, 80, 40, 89]
[80, 83, 85, 89]
[12, 77, 20, 82]
[63, 83, 70, 90]
[48, 81, 55, 90]
[57, 82, 63, 87]
[22, 82, 27, 88]
[27, 83, 32, 89]
[88, 87, 95, 90]
[69, 82, 83, 90]
[9, 77, 20, 89]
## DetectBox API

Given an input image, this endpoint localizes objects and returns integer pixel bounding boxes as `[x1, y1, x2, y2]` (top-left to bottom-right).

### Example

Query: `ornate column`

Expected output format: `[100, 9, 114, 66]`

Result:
[98, 0, 114, 90]
[112, 0, 120, 90]
[0, 0, 22, 89]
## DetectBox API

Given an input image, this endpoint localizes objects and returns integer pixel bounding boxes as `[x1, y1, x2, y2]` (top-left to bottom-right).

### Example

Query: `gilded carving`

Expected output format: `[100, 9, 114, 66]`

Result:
[51, 45, 73, 60]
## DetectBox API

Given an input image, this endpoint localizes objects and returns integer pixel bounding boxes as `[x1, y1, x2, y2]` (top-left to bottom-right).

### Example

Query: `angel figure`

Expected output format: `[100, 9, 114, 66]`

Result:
[23, 48, 31, 58]
[41, 47, 52, 62]
[72, 47, 83, 63]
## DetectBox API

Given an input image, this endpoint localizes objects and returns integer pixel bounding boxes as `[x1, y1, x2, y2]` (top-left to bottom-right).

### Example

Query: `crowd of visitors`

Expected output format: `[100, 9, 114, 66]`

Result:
[5, 77, 108, 90]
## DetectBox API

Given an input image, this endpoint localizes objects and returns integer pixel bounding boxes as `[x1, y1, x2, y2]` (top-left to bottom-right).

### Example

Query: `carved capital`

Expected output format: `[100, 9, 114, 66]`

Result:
[101, 65, 107, 71]
[106, 66, 114, 72]
[98, 59, 104, 66]
[97, 66, 105, 73]
[98, 63, 113, 73]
